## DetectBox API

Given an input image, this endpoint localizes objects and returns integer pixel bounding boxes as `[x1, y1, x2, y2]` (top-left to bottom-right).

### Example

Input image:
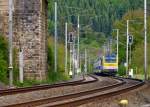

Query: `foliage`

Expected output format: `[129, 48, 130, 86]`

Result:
[113, 10, 150, 78]
[47, 36, 65, 72]
[47, 70, 69, 83]
[118, 65, 126, 76]
[15, 71, 69, 87]
[15, 79, 43, 87]
[48, 0, 144, 36]
[47, 36, 69, 81]
[47, 0, 145, 67]
[0, 35, 8, 84]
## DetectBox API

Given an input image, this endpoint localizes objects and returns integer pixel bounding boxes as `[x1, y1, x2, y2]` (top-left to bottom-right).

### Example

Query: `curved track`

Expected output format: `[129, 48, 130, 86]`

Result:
[37, 77, 144, 107]
[2, 75, 144, 107]
[0, 75, 98, 97]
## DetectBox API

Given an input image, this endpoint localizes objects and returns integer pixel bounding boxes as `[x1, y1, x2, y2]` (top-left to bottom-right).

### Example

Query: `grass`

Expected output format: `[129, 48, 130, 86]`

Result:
[14, 71, 70, 87]
[47, 71, 69, 84]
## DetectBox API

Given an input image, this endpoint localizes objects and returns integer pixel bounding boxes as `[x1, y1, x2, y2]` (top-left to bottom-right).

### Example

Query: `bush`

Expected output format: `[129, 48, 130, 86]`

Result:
[47, 70, 69, 83]
[47, 36, 69, 83]
[0, 35, 8, 84]
[118, 65, 126, 76]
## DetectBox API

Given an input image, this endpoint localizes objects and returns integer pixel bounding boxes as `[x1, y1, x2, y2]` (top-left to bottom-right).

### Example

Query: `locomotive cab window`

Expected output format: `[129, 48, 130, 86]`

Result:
[105, 57, 116, 63]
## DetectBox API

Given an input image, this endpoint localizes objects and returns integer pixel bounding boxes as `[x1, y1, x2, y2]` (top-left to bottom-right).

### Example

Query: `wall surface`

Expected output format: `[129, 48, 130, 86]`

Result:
[0, 0, 48, 81]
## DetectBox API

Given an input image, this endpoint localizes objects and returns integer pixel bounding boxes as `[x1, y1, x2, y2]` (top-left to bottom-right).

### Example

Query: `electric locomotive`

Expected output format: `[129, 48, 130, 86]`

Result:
[94, 53, 118, 75]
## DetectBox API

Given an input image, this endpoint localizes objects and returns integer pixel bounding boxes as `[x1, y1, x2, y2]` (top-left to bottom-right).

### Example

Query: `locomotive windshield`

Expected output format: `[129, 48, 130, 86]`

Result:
[105, 57, 116, 63]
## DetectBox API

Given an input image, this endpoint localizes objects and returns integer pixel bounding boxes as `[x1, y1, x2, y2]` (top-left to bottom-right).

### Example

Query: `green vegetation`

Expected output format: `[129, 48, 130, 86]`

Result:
[49, 0, 150, 75]
[48, 0, 150, 79]
[48, 0, 144, 34]
[118, 65, 126, 76]
[48, 0, 146, 50]
[47, 36, 69, 82]
[15, 72, 69, 87]
[0, 35, 8, 84]
[113, 10, 150, 79]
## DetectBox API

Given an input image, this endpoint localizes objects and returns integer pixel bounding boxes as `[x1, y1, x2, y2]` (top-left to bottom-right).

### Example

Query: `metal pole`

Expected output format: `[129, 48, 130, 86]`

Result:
[72, 37, 75, 78]
[85, 49, 87, 74]
[80, 53, 82, 74]
[69, 43, 72, 77]
[117, 29, 119, 72]
[19, 50, 24, 83]
[54, 2, 57, 72]
[88, 56, 91, 73]
[103, 45, 106, 55]
[126, 20, 129, 77]
[110, 39, 112, 54]
[77, 16, 80, 72]
[129, 44, 131, 65]
[65, 22, 68, 74]
[8, 0, 13, 87]
[81, 53, 85, 79]
[80, 54, 81, 70]
[144, 0, 147, 81]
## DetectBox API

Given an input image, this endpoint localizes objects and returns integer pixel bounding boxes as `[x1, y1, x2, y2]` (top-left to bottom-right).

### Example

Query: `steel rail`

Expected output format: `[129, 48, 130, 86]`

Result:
[43, 78, 144, 107]
[0, 75, 98, 96]
[5, 75, 125, 107]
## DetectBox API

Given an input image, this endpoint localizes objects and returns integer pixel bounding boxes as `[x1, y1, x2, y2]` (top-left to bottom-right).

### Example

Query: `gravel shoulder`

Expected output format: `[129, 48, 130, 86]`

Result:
[78, 82, 150, 107]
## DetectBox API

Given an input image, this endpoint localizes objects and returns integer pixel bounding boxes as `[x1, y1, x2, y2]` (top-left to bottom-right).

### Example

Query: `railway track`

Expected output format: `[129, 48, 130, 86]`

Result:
[0, 74, 98, 97]
[2, 75, 144, 107]
[37, 77, 144, 107]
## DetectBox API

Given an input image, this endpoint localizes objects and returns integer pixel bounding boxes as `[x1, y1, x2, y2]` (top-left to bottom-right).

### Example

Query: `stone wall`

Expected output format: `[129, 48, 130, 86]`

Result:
[0, 0, 48, 81]
[0, 0, 9, 35]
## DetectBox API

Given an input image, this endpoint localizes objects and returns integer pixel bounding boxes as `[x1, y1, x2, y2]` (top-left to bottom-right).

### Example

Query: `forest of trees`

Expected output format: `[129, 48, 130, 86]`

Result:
[47, 0, 150, 78]
[48, 0, 145, 36]
[47, 0, 148, 56]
